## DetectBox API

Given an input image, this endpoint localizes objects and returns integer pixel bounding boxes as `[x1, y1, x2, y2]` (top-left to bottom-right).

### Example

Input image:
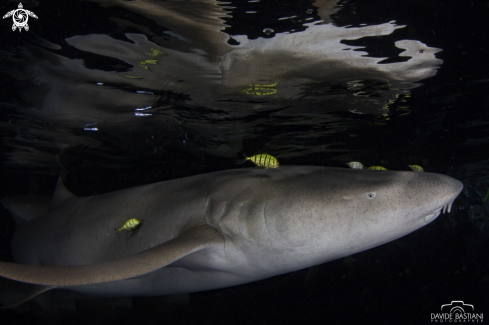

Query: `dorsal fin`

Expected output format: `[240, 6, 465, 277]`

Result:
[1, 195, 51, 227]
[50, 170, 76, 209]
[0, 225, 222, 287]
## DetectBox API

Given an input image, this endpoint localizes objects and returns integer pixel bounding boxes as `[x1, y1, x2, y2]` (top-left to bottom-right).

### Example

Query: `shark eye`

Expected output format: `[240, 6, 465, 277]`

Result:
[366, 192, 376, 199]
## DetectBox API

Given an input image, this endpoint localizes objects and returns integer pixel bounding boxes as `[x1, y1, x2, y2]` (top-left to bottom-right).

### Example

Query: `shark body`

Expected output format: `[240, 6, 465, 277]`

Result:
[0, 166, 462, 302]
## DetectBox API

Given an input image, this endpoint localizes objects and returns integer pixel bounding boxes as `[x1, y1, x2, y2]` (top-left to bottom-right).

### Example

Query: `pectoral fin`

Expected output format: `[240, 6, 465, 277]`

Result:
[0, 225, 222, 286]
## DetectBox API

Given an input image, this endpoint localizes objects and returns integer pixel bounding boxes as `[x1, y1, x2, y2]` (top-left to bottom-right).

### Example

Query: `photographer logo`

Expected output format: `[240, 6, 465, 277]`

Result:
[432, 301, 483, 323]
[2, 3, 38, 32]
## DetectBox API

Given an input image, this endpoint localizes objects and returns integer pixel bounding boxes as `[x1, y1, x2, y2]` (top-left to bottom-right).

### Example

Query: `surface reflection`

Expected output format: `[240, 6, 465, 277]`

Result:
[2, 0, 442, 169]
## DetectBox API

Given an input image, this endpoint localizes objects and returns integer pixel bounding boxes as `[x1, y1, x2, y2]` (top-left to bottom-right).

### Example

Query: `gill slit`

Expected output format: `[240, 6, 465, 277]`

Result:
[238, 201, 254, 244]
[263, 200, 276, 242]
[204, 196, 211, 227]
[204, 196, 228, 251]
[218, 200, 230, 251]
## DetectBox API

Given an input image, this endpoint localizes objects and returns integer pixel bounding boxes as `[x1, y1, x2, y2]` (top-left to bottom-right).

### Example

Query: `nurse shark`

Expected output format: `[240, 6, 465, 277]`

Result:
[0, 166, 462, 306]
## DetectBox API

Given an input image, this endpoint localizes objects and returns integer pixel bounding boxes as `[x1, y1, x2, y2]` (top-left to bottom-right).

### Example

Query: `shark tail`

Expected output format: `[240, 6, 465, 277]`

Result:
[0, 172, 72, 308]
[0, 277, 54, 309]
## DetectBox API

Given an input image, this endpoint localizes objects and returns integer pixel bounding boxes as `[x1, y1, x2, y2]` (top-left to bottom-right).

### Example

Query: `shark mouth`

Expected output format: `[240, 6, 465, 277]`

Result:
[423, 202, 453, 223]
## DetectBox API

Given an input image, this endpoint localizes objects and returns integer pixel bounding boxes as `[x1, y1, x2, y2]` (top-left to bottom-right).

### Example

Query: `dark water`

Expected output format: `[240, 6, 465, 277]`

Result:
[0, 0, 488, 324]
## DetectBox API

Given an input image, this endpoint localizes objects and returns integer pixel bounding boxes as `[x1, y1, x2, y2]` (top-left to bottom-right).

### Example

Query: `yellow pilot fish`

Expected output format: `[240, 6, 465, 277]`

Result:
[240, 83, 278, 96]
[246, 154, 279, 169]
[118, 218, 141, 231]
[145, 48, 165, 57]
[347, 162, 387, 170]
[347, 161, 364, 169]
[409, 165, 424, 172]
[366, 166, 388, 170]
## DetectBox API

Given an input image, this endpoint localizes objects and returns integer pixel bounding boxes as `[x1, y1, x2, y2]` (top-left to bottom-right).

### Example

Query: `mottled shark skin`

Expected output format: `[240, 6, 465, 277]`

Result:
[0, 166, 462, 303]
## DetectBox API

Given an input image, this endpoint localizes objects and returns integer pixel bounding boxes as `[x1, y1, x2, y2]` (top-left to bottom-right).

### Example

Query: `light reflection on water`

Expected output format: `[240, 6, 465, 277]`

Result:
[2, 0, 442, 170]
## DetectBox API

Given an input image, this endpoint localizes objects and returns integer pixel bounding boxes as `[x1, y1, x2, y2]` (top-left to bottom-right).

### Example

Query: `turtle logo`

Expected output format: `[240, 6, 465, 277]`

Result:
[3, 3, 38, 32]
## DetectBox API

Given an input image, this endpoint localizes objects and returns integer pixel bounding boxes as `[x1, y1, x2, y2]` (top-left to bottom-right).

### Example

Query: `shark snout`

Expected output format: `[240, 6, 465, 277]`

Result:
[421, 174, 463, 223]
[440, 175, 464, 207]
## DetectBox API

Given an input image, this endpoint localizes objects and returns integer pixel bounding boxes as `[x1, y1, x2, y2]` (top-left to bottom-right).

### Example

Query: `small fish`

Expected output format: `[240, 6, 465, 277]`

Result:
[118, 218, 141, 231]
[250, 83, 277, 88]
[139, 59, 159, 70]
[140, 59, 158, 65]
[409, 165, 424, 172]
[366, 166, 388, 170]
[347, 161, 364, 169]
[240, 83, 278, 96]
[246, 154, 279, 169]
[145, 48, 165, 57]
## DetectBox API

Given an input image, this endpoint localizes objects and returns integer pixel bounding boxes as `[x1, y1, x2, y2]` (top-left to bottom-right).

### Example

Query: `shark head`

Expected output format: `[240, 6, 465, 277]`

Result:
[244, 167, 463, 273]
